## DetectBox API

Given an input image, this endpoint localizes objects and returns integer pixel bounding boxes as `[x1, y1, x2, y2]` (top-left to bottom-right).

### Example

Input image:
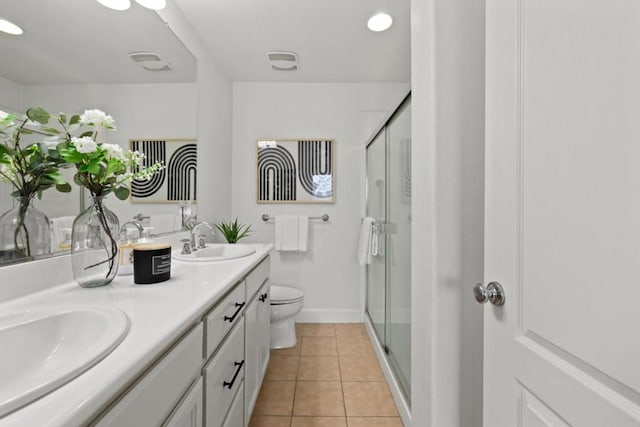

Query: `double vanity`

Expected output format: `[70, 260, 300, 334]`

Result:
[0, 241, 273, 426]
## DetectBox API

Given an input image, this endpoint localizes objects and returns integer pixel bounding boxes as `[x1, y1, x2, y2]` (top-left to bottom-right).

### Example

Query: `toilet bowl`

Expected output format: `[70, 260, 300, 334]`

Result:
[270, 285, 304, 349]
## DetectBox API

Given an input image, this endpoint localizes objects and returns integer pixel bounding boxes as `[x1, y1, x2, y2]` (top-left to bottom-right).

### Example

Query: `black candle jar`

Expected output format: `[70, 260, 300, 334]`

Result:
[133, 243, 172, 284]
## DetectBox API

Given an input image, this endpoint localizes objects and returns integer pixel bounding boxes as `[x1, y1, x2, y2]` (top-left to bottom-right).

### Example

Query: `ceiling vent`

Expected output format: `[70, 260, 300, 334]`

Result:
[267, 51, 299, 71]
[128, 51, 172, 72]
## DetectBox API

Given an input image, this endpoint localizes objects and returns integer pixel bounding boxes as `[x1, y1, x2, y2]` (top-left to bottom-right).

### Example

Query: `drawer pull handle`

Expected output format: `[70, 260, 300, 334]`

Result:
[223, 360, 245, 389]
[259, 293, 268, 303]
[224, 302, 245, 322]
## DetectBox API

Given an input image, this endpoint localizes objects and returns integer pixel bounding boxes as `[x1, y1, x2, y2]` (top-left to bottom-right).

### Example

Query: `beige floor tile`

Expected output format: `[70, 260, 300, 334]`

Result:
[336, 337, 375, 358]
[265, 355, 299, 381]
[298, 356, 341, 381]
[272, 339, 301, 356]
[302, 323, 336, 337]
[347, 417, 404, 427]
[296, 323, 304, 336]
[291, 417, 347, 427]
[334, 323, 368, 339]
[253, 381, 296, 416]
[339, 356, 384, 381]
[342, 382, 399, 417]
[249, 415, 292, 427]
[293, 381, 345, 416]
[300, 337, 338, 356]
[291, 416, 348, 427]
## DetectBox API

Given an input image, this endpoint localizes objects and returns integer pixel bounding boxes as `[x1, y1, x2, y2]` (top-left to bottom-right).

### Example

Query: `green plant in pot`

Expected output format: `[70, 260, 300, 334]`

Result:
[215, 218, 252, 244]
[53, 109, 164, 287]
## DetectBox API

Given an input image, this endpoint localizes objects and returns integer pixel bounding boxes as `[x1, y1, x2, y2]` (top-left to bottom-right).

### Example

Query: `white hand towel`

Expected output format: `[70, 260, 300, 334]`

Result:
[275, 215, 300, 251]
[358, 217, 375, 265]
[297, 215, 309, 252]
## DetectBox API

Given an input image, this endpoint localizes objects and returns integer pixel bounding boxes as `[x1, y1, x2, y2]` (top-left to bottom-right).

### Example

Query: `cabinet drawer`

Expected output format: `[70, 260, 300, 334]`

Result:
[96, 323, 203, 427]
[245, 256, 270, 301]
[204, 318, 245, 427]
[222, 381, 244, 427]
[205, 281, 246, 359]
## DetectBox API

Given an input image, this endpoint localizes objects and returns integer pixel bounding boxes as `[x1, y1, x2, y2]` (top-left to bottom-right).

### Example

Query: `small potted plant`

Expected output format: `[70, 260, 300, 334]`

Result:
[215, 218, 252, 244]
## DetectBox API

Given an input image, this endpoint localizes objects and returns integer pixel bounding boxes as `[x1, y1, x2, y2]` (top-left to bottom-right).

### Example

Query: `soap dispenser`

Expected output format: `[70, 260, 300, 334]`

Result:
[118, 221, 144, 276]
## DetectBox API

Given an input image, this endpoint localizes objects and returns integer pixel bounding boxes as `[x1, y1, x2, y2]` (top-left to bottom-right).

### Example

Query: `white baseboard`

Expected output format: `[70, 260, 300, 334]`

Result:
[364, 317, 412, 426]
[295, 309, 362, 323]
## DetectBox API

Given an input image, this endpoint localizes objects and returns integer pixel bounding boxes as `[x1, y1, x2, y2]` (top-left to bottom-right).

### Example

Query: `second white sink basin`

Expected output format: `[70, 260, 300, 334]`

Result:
[0, 306, 130, 417]
[173, 244, 256, 262]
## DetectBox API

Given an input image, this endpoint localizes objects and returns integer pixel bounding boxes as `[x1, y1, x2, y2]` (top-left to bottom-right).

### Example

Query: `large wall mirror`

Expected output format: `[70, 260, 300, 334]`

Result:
[0, 0, 197, 265]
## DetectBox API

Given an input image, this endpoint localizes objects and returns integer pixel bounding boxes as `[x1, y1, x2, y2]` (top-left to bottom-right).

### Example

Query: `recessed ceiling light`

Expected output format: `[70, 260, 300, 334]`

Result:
[367, 13, 393, 32]
[135, 0, 166, 10]
[0, 19, 23, 35]
[96, 0, 131, 11]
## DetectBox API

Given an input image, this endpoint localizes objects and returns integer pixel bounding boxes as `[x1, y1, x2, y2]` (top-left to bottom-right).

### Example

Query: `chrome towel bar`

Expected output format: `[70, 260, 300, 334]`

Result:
[261, 214, 329, 222]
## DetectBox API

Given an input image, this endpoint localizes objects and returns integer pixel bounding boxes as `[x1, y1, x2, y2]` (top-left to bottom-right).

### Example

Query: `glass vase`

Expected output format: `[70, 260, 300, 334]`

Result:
[71, 196, 120, 288]
[0, 196, 51, 261]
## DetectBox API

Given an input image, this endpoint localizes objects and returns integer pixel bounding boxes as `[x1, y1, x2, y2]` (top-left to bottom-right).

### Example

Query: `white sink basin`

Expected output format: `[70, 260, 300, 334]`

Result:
[0, 306, 130, 417]
[173, 244, 256, 262]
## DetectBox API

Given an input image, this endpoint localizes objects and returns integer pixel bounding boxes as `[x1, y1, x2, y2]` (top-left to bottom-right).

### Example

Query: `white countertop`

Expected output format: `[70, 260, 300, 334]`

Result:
[0, 243, 273, 427]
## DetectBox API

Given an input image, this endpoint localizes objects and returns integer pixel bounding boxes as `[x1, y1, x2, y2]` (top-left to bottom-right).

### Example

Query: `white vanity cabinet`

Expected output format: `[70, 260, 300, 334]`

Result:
[243, 278, 271, 424]
[94, 323, 204, 427]
[90, 255, 271, 427]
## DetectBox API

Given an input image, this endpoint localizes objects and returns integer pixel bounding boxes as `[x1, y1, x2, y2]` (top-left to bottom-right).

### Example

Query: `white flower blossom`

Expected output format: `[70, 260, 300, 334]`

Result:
[102, 143, 124, 160]
[126, 150, 146, 167]
[71, 136, 98, 154]
[80, 109, 116, 129]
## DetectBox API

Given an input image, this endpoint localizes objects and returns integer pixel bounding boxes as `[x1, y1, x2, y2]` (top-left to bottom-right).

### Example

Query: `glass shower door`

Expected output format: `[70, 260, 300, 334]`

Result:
[366, 131, 386, 342]
[386, 99, 412, 398]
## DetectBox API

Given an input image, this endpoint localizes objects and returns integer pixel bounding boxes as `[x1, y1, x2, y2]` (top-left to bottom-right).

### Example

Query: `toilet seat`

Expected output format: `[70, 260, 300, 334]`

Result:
[270, 285, 304, 305]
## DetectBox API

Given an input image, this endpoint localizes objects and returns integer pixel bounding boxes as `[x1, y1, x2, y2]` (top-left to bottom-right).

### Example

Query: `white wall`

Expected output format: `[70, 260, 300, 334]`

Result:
[232, 82, 408, 322]
[0, 75, 23, 112]
[157, 4, 233, 224]
[22, 83, 197, 223]
[410, 0, 485, 426]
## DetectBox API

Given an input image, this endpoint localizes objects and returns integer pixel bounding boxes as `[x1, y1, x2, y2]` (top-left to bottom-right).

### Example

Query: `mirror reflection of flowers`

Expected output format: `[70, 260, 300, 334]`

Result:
[0, 108, 71, 258]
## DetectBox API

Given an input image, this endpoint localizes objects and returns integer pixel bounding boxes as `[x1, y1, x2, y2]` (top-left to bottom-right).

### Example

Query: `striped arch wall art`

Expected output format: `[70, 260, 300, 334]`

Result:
[129, 138, 197, 203]
[257, 139, 335, 203]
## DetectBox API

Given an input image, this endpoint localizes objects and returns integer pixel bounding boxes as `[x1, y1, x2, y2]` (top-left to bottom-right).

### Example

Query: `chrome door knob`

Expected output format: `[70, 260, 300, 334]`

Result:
[473, 281, 505, 306]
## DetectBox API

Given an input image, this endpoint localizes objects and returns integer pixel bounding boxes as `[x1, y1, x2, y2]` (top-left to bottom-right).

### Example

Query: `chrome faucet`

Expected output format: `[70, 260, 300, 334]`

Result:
[190, 221, 214, 250]
[119, 221, 144, 240]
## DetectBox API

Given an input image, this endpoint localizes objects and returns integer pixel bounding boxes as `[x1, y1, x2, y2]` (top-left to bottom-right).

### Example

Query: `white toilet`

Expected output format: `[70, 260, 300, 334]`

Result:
[270, 285, 304, 349]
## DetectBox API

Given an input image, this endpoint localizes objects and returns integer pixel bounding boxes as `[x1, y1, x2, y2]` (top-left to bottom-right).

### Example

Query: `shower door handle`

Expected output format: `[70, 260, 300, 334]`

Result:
[473, 282, 505, 306]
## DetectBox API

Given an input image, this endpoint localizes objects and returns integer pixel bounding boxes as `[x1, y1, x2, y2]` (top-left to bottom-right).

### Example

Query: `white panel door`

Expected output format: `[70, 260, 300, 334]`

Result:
[484, 0, 640, 425]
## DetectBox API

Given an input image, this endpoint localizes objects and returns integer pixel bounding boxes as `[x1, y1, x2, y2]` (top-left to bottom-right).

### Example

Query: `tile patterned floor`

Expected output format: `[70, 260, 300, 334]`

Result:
[249, 323, 404, 427]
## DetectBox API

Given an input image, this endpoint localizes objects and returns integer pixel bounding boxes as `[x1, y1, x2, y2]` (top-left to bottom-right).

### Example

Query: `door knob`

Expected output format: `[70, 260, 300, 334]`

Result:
[473, 281, 505, 306]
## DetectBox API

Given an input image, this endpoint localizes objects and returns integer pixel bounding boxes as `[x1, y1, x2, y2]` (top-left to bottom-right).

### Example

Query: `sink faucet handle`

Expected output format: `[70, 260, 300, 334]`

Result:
[180, 239, 192, 255]
[198, 235, 207, 249]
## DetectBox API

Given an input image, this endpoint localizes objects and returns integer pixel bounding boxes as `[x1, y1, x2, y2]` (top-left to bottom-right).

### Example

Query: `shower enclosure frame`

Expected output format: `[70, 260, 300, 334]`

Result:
[364, 92, 412, 423]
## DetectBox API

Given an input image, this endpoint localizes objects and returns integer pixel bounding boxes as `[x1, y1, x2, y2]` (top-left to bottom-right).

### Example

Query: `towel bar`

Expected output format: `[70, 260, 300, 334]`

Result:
[261, 214, 329, 222]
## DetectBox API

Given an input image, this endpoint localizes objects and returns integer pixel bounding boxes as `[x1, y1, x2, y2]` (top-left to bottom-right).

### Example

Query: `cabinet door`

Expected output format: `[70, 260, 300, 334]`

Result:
[243, 295, 259, 426]
[222, 381, 244, 427]
[257, 282, 270, 379]
[204, 318, 245, 427]
[164, 378, 203, 427]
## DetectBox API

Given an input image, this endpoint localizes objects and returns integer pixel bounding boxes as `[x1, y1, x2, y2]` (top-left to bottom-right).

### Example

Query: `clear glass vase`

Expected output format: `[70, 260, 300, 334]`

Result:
[71, 196, 120, 288]
[0, 196, 51, 261]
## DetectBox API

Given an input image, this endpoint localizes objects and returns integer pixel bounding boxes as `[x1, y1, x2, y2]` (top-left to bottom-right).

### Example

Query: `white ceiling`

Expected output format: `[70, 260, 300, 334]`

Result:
[0, 0, 196, 85]
[175, 0, 411, 83]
